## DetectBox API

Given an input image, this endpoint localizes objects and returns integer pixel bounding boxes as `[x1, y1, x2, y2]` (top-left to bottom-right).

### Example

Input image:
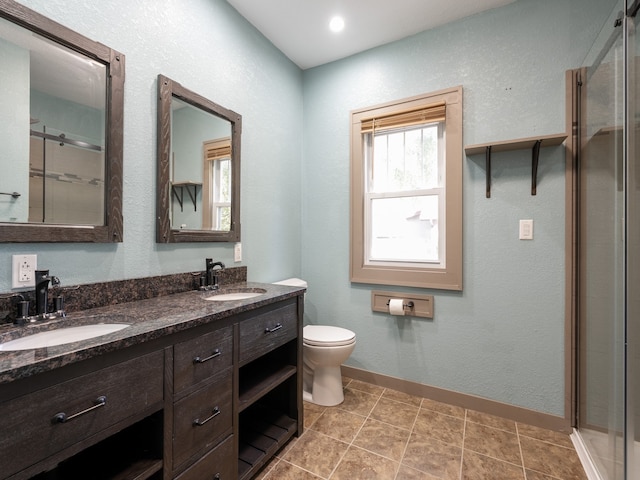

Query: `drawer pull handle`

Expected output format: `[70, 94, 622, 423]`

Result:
[213, 474, 221, 480]
[265, 323, 282, 333]
[193, 406, 220, 426]
[193, 348, 221, 364]
[52, 396, 107, 424]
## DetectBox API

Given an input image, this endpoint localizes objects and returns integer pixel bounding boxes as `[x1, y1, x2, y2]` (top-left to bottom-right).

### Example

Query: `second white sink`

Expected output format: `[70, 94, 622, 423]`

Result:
[204, 288, 266, 302]
[0, 324, 131, 351]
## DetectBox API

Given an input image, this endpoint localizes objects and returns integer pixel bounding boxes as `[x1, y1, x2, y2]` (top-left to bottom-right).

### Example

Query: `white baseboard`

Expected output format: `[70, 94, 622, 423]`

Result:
[571, 428, 602, 480]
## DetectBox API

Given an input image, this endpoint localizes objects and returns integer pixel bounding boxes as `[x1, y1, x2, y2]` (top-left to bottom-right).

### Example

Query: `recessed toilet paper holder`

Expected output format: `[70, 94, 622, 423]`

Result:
[371, 290, 433, 319]
[386, 300, 414, 310]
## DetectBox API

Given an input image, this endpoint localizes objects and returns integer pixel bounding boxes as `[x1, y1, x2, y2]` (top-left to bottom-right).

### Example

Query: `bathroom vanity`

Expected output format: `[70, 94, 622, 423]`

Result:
[0, 283, 304, 480]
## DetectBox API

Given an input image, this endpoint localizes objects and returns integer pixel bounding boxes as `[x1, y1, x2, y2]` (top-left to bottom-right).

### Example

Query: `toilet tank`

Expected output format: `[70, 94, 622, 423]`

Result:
[273, 278, 308, 288]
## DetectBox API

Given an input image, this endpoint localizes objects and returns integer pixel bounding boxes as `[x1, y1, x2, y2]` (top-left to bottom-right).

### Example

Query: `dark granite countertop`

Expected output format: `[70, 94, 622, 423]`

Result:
[0, 282, 304, 385]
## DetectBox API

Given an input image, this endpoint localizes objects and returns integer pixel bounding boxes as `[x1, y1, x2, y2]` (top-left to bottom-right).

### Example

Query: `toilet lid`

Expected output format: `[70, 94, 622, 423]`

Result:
[303, 325, 356, 347]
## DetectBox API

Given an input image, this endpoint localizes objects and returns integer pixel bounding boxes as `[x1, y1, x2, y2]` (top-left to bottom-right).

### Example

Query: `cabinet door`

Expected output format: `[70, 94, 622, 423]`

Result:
[0, 350, 163, 479]
[173, 370, 233, 469]
[174, 435, 235, 480]
[174, 325, 233, 394]
[238, 303, 298, 365]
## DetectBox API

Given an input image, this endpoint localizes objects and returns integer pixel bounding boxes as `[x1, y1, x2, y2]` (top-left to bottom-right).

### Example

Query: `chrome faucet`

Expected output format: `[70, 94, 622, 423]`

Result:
[204, 259, 225, 290]
[34, 270, 60, 319]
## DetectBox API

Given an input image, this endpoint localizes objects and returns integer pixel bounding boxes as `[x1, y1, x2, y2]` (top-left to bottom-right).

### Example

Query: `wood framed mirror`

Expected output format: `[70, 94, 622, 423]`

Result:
[0, 0, 124, 243]
[156, 74, 241, 243]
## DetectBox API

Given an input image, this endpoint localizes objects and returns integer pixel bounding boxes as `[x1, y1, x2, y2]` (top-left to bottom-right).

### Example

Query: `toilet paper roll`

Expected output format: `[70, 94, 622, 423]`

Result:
[389, 298, 405, 316]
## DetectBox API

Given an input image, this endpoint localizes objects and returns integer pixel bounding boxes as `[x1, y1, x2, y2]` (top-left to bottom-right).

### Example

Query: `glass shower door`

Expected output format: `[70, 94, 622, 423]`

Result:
[577, 4, 626, 478]
[626, 6, 640, 478]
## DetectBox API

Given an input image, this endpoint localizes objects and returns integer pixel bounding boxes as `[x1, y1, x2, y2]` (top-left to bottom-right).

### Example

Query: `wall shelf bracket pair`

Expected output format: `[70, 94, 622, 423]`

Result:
[464, 133, 567, 198]
[171, 181, 201, 211]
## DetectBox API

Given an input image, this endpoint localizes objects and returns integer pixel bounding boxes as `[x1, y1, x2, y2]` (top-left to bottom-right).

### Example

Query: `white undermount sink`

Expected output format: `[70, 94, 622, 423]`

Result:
[204, 288, 266, 302]
[0, 324, 131, 351]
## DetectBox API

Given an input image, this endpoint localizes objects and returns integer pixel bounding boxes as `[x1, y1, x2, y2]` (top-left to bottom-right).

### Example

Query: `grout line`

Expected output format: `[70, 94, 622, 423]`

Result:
[458, 408, 468, 480]
[325, 384, 384, 479]
[515, 422, 528, 479]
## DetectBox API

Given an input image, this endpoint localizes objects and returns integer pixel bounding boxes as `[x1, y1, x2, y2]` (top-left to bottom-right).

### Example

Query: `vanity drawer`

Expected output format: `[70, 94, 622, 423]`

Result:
[175, 434, 235, 480]
[174, 325, 233, 394]
[173, 369, 233, 469]
[238, 302, 298, 365]
[0, 350, 163, 479]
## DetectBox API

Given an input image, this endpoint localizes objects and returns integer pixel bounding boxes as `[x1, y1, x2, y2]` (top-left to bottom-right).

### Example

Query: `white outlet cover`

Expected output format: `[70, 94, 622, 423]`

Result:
[12, 254, 37, 289]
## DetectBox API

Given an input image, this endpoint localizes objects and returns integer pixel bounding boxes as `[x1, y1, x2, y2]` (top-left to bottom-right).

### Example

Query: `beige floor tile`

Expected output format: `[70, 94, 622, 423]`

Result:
[352, 417, 411, 461]
[402, 431, 462, 479]
[520, 435, 587, 480]
[461, 450, 525, 480]
[369, 396, 419, 430]
[303, 401, 326, 429]
[309, 407, 366, 443]
[464, 421, 522, 465]
[395, 464, 441, 479]
[517, 422, 574, 449]
[466, 409, 517, 433]
[282, 429, 349, 478]
[330, 445, 399, 480]
[261, 459, 324, 479]
[421, 397, 466, 418]
[524, 469, 563, 480]
[348, 379, 386, 396]
[339, 387, 380, 416]
[413, 407, 465, 447]
[382, 388, 423, 407]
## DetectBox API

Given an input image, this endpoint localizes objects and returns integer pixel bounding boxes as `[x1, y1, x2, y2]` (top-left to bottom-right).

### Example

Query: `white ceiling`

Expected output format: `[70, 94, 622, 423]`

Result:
[226, 0, 516, 70]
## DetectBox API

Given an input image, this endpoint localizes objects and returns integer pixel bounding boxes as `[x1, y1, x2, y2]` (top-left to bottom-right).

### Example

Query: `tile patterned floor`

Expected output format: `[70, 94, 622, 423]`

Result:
[255, 377, 587, 480]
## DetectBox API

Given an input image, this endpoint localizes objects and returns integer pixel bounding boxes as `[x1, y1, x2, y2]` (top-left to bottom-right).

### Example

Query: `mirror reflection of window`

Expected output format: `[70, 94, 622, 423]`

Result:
[170, 97, 232, 231]
[203, 138, 232, 231]
[0, 15, 107, 225]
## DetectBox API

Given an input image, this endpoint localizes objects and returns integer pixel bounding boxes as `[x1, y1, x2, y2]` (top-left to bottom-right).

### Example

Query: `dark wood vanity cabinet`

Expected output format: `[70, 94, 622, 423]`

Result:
[0, 294, 303, 480]
[0, 350, 165, 480]
[168, 325, 235, 478]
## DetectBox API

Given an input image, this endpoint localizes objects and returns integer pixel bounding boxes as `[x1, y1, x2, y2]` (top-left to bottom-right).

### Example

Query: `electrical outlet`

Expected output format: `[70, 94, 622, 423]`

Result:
[12, 254, 37, 289]
[234, 242, 242, 262]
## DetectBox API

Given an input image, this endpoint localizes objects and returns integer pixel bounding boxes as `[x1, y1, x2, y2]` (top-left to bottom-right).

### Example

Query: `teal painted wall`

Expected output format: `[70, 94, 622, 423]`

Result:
[1, 0, 303, 288]
[301, 0, 613, 416]
[0, 0, 616, 416]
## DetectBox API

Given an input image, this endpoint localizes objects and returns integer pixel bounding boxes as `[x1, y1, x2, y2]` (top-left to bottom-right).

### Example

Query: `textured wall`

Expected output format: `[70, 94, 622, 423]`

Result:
[0, 0, 617, 417]
[300, 0, 613, 416]
[0, 0, 303, 290]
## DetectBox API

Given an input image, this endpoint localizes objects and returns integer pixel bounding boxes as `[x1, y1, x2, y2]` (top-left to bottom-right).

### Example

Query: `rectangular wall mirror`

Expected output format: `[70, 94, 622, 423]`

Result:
[156, 74, 241, 243]
[0, 0, 124, 243]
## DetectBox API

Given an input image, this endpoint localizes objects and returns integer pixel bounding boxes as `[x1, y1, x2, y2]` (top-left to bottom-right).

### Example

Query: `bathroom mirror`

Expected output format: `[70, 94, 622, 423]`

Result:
[156, 74, 241, 243]
[0, 0, 124, 243]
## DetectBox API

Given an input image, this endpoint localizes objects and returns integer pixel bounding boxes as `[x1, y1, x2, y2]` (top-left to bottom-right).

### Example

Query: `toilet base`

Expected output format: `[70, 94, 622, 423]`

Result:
[303, 365, 345, 406]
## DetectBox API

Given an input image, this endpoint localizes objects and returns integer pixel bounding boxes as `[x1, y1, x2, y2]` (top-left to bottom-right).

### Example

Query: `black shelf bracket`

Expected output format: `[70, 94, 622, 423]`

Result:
[171, 183, 200, 212]
[485, 145, 492, 198]
[531, 139, 541, 196]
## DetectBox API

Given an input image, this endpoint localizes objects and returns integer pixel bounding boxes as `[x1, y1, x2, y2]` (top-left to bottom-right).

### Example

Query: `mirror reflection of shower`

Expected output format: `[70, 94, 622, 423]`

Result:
[28, 119, 105, 225]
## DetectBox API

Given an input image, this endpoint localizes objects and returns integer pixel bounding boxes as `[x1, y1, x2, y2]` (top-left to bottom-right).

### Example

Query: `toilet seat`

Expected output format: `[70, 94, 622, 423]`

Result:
[303, 325, 356, 347]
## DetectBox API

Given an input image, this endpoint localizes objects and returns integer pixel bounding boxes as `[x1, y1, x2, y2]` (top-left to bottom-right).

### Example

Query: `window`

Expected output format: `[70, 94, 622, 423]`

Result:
[350, 86, 463, 290]
[203, 138, 232, 231]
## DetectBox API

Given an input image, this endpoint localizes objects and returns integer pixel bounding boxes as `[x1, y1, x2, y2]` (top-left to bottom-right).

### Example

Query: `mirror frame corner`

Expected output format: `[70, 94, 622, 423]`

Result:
[0, 0, 124, 243]
[156, 74, 241, 243]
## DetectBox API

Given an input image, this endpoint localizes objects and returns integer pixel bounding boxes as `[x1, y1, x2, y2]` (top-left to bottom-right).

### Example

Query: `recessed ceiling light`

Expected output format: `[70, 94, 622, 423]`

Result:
[329, 16, 345, 33]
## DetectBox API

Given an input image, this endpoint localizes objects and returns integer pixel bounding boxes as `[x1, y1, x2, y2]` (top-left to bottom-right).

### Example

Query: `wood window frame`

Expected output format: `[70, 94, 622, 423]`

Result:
[202, 137, 231, 230]
[350, 86, 463, 290]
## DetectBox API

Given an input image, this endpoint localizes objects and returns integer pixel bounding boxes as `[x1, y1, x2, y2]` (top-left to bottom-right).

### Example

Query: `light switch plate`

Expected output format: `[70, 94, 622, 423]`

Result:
[12, 254, 37, 289]
[519, 219, 533, 240]
[234, 242, 242, 262]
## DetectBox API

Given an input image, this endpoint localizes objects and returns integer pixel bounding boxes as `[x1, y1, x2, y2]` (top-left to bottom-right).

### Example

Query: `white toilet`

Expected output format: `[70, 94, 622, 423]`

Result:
[273, 278, 356, 406]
